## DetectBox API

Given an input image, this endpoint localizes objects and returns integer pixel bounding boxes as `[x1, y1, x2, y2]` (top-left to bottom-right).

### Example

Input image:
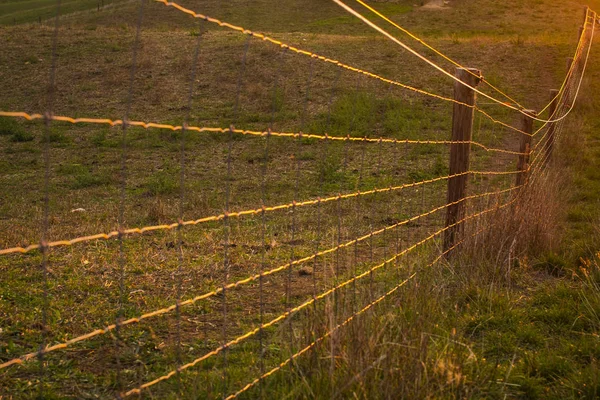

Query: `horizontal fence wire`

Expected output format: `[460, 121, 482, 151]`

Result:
[0, 168, 520, 256]
[0, 184, 521, 370]
[354, 0, 525, 110]
[121, 188, 521, 397]
[0, 111, 527, 155]
[152, 0, 532, 137]
[224, 218, 503, 400]
[332, 0, 596, 125]
[0, 2, 596, 398]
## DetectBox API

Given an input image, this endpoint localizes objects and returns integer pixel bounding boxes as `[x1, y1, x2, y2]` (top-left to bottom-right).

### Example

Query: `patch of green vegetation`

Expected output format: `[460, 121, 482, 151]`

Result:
[71, 168, 111, 189]
[0, 117, 27, 137]
[318, 151, 348, 188]
[407, 156, 447, 181]
[0, 0, 127, 26]
[533, 252, 569, 277]
[58, 163, 111, 189]
[144, 169, 179, 196]
[42, 130, 72, 145]
[91, 129, 120, 147]
[9, 129, 34, 142]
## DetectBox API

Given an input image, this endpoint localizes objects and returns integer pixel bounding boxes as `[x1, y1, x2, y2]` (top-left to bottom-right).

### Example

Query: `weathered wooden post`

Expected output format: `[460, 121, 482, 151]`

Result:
[566, 57, 574, 72]
[443, 67, 481, 257]
[544, 89, 559, 165]
[516, 111, 535, 187]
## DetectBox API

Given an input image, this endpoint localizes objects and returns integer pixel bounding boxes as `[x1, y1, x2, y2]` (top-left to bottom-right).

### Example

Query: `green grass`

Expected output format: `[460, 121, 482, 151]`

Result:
[1, 0, 600, 398]
[0, 0, 127, 25]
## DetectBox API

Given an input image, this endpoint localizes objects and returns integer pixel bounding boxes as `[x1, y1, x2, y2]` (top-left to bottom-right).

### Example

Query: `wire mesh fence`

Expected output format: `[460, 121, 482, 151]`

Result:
[0, 1, 596, 398]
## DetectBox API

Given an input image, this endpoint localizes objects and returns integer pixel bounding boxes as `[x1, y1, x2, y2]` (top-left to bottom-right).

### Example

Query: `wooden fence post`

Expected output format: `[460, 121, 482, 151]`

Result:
[544, 89, 559, 165]
[566, 57, 574, 72]
[516, 110, 535, 187]
[443, 67, 481, 257]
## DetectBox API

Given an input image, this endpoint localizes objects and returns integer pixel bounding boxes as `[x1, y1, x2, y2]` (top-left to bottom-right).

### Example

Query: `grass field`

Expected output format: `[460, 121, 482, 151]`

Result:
[1, 0, 600, 398]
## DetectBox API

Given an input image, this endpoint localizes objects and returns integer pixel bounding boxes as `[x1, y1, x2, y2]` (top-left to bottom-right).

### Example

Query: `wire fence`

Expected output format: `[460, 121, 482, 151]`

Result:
[0, 1, 596, 398]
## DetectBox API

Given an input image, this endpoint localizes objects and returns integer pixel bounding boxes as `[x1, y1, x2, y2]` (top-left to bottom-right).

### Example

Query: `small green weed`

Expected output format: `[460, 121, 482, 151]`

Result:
[144, 170, 178, 196]
[10, 130, 34, 142]
[0, 117, 26, 137]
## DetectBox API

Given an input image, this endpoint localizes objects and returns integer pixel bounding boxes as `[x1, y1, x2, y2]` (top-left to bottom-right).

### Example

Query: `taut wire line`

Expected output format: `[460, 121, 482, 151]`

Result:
[0, 166, 521, 256]
[223, 215, 510, 399]
[153, 0, 531, 135]
[0, 185, 521, 371]
[0, 111, 530, 151]
[355, 0, 525, 110]
[121, 190, 520, 397]
[331, 0, 595, 124]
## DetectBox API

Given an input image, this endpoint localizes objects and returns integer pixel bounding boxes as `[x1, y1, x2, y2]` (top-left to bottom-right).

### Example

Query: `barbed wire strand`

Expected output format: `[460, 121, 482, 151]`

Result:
[121, 190, 518, 398]
[0, 169, 521, 256]
[224, 216, 505, 400]
[152, 0, 530, 136]
[0, 182, 521, 371]
[0, 112, 529, 152]
[529, 111, 570, 182]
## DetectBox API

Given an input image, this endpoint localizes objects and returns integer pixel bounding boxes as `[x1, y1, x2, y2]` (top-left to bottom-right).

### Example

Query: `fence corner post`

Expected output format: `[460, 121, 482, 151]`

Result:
[516, 110, 535, 187]
[443, 67, 481, 258]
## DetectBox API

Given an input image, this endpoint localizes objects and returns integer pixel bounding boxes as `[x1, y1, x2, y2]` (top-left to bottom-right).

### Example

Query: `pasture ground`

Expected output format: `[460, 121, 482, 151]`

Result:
[1, 0, 600, 398]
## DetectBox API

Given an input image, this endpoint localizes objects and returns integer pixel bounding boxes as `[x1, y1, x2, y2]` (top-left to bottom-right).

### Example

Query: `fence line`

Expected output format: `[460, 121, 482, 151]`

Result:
[538, 9, 591, 116]
[224, 212, 510, 400]
[0, 111, 527, 155]
[153, 0, 534, 137]
[121, 190, 520, 398]
[0, 169, 519, 256]
[155, 0, 595, 136]
[354, 0, 525, 109]
[0, 1, 596, 397]
[153, 0, 464, 106]
[0, 183, 520, 370]
[332, 0, 594, 125]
